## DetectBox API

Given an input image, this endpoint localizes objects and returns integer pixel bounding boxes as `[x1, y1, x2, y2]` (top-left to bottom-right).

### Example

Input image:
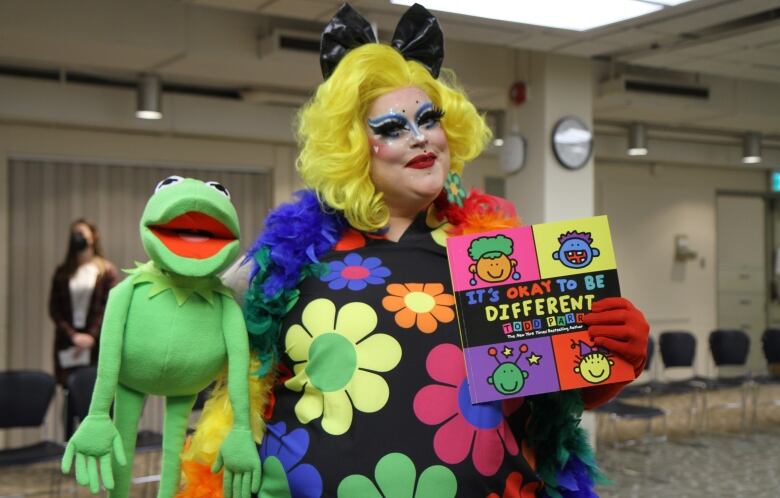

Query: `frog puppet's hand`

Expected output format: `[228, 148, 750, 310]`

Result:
[61, 414, 126, 493]
[212, 428, 261, 498]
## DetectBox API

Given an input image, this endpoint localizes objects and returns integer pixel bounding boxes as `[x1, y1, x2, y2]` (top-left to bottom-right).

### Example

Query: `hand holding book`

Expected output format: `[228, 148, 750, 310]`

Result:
[584, 297, 650, 376]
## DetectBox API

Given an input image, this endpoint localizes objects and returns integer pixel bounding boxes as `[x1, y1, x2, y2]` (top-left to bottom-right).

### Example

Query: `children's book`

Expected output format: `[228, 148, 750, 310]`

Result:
[446, 215, 635, 403]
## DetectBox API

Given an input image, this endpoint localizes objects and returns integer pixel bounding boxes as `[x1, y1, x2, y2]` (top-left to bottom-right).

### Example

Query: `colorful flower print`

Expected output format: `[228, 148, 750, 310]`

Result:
[485, 471, 541, 498]
[430, 223, 452, 247]
[425, 204, 447, 229]
[444, 172, 467, 207]
[413, 343, 520, 476]
[285, 298, 402, 435]
[337, 452, 457, 498]
[425, 204, 452, 247]
[334, 228, 366, 251]
[321, 252, 391, 291]
[382, 283, 455, 333]
[259, 422, 322, 498]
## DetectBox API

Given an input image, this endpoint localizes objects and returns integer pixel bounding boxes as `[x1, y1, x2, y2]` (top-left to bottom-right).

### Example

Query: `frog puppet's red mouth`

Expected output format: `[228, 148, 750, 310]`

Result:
[148, 211, 236, 259]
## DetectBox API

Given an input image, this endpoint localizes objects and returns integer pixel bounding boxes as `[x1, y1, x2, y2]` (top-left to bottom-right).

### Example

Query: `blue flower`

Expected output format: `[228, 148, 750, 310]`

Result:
[320, 252, 391, 291]
[259, 422, 323, 498]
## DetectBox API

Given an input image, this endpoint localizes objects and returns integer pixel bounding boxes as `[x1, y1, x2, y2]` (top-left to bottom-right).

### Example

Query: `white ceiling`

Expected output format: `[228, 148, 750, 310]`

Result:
[1, 0, 779, 136]
[187, 0, 780, 84]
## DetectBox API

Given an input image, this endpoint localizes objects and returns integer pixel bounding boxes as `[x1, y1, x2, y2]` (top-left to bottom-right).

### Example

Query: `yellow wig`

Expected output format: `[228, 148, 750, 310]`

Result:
[297, 43, 492, 232]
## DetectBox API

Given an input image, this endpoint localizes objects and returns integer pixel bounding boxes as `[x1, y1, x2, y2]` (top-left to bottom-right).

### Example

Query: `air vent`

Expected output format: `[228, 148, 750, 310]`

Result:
[624, 79, 709, 99]
[259, 29, 321, 59]
[278, 35, 320, 53]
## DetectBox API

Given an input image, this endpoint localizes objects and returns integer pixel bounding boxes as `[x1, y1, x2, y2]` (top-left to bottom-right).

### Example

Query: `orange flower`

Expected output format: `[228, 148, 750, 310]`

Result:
[382, 283, 455, 333]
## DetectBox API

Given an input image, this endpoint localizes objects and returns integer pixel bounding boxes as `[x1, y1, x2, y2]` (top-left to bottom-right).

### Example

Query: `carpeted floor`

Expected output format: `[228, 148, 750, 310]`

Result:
[2, 384, 779, 497]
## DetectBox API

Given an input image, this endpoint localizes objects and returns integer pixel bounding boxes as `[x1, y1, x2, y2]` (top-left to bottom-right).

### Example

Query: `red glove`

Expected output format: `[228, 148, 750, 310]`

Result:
[579, 297, 650, 409]
[583, 297, 649, 375]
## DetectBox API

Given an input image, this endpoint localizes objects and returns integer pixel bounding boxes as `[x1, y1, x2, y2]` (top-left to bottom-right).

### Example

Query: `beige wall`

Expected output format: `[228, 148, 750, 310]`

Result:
[595, 161, 766, 377]
[0, 122, 299, 371]
[0, 121, 499, 370]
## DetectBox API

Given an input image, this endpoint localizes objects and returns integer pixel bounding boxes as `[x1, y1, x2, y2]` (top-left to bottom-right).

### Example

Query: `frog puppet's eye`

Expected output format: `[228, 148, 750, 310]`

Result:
[205, 181, 231, 199]
[155, 175, 184, 192]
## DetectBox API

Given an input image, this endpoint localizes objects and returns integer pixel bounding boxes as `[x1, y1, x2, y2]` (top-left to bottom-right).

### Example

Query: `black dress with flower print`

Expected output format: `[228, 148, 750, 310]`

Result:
[257, 210, 542, 498]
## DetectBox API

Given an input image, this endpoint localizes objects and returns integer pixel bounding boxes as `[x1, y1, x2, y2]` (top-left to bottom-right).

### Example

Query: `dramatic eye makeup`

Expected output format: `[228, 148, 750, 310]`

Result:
[367, 102, 445, 139]
[415, 103, 445, 129]
[367, 113, 408, 138]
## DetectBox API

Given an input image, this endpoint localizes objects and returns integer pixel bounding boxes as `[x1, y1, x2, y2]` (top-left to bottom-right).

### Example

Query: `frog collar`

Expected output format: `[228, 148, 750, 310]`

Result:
[125, 261, 233, 306]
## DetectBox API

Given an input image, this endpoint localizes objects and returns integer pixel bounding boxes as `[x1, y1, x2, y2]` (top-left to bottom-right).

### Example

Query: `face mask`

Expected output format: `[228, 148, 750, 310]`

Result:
[70, 232, 88, 252]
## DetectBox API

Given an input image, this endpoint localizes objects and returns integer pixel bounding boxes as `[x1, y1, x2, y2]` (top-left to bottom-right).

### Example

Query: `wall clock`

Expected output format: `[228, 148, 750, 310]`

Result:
[552, 116, 593, 170]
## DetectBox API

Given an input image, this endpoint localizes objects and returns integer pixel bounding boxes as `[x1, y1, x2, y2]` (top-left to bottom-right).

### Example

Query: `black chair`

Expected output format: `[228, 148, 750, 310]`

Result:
[705, 329, 752, 430]
[0, 370, 65, 494]
[68, 367, 164, 494]
[761, 328, 780, 375]
[657, 331, 708, 431]
[709, 329, 751, 384]
[65, 366, 97, 437]
[750, 329, 780, 428]
[593, 337, 668, 447]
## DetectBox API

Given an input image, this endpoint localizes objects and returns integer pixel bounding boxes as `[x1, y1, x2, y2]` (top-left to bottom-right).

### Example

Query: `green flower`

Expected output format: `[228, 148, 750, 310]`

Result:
[285, 299, 402, 435]
[444, 172, 466, 207]
[337, 453, 457, 498]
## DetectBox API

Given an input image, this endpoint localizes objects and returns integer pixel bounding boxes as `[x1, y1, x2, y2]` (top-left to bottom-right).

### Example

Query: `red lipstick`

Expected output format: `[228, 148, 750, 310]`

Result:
[405, 152, 437, 169]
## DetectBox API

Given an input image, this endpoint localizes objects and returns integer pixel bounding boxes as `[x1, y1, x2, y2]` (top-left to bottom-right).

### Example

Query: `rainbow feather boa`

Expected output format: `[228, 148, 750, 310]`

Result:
[178, 189, 604, 498]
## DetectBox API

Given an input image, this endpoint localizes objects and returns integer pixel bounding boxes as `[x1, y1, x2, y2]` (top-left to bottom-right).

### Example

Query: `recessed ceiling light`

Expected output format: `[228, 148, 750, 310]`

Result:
[391, 0, 691, 31]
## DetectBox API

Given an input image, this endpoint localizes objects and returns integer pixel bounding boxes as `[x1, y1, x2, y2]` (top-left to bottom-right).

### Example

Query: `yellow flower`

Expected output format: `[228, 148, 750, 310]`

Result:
[284, 298, 402, 435]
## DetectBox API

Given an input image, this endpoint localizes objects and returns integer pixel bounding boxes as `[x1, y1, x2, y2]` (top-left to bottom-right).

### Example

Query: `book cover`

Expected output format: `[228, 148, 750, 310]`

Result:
[446, 215, 635, 403]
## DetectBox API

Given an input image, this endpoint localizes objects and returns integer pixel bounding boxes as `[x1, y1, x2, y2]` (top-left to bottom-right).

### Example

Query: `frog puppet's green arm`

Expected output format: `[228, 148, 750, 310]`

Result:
[61, 177, 260, 498]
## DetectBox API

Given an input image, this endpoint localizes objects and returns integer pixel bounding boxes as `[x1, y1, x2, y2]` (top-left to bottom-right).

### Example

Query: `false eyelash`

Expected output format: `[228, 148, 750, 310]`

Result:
[369, 119, 407, 137]
[418, 106, 445, 126]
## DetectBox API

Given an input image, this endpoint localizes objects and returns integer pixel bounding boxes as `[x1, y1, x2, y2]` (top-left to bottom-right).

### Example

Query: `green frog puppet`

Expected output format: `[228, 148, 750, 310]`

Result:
[61, 176, 260, 498]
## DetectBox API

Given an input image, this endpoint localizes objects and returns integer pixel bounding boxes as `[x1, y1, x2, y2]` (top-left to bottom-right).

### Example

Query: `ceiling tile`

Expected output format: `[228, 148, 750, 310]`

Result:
[669, 42, 741, 58]
[437, 20, 523, 45]
[509, 32, 573, 51]
[676, 57, 750, 78]
[719, 48, 780, 66]
[556, 40, 621, 57]
[593, 27, 666, 47]
[187, 0, 267, 13]
[714, 25, 780, 48]
[629, 51, 692, 67]
[642, 0, 778, 35]
[261, 0, 337, 20]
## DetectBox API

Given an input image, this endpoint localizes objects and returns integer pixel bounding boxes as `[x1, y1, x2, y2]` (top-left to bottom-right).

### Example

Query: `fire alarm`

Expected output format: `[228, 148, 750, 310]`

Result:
[509, 82, 527, 106]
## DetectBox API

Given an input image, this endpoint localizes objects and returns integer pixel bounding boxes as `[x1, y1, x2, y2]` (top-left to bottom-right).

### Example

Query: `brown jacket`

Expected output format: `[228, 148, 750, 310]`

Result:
[49, 260, 119, 385]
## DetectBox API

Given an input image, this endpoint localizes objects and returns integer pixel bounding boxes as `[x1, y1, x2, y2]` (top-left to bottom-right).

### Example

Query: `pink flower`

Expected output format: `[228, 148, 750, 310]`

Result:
[413, 343, 521, 476]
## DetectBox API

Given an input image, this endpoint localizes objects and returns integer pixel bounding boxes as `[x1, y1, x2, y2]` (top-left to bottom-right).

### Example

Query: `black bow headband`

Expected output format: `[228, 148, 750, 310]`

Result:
[320, 3, 444, 80]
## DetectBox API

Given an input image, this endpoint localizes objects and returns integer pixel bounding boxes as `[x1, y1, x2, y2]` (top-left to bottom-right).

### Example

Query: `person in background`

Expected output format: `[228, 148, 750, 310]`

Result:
[49, 218, 118, 387]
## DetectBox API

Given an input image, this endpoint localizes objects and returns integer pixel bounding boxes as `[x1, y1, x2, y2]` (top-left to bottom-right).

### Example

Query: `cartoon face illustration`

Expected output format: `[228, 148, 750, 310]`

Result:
[474, 255, 515, 282]
[467, 235, 520, 285]
[572, 340, 613, 384]
[553, 231, 600, 269]
[488, 363, 528, 395]
[485, 344, 537, 395]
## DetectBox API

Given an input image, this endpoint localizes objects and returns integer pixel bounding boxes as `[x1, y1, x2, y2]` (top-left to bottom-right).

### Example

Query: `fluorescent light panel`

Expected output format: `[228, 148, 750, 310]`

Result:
[642, 0, 689, 5]
[391, 0, 691, 31]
